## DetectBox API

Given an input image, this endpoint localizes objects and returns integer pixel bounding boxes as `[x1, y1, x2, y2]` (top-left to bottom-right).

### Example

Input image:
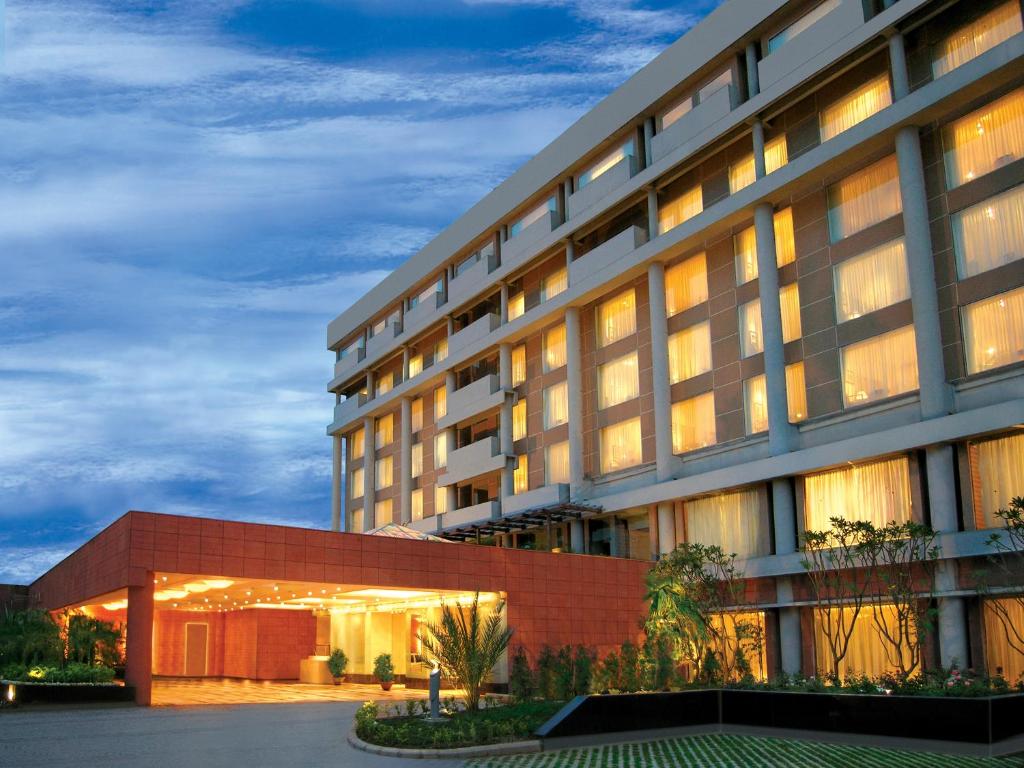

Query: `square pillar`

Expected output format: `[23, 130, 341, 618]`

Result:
[126, 577, 154, 705]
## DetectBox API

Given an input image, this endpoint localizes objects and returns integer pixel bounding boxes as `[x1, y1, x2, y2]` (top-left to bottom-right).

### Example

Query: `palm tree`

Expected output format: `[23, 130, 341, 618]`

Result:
[418, 594, 512, 711]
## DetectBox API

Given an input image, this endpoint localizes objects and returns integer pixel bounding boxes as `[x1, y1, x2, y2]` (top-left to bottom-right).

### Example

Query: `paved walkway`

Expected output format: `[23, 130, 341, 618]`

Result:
[152, 677, 461, 706]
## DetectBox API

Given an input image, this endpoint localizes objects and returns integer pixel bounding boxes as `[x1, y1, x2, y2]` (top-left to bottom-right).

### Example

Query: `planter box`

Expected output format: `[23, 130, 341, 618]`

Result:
[536, 690, 719, 739]
[3, 680, 135, 706]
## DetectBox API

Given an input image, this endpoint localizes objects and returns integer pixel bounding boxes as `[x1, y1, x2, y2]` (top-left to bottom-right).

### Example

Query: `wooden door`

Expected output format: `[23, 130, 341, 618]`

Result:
[184, 623, 208, 676]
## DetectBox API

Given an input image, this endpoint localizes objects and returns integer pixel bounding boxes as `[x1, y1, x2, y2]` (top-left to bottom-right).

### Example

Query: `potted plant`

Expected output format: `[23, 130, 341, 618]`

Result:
[374, 653, 395, 691]
[327, 648, 348, 685]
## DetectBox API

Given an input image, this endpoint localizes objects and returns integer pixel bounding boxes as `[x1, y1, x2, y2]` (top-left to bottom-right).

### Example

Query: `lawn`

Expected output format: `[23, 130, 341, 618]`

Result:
[467, 733, 1024, 767]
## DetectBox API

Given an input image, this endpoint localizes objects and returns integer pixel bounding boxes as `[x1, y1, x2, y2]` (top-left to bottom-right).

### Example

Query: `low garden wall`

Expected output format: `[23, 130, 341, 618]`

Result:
[2, 680, 135, 706]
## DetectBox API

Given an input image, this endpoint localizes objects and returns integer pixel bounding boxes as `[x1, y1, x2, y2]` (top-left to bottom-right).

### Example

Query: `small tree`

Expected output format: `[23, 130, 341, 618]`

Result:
[326, 648, 348, 680]
[66, 614, 122, 666]
[419, 593, 512, 711]
[508, 646, 535, 702]
[981, 497, 1024, 663]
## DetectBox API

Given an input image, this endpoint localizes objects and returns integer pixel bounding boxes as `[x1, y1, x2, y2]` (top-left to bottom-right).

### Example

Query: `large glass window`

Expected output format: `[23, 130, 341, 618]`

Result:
[834, 238, 910, 322]
[819, 73, 892, 143]
[350, 467, 364, 499]
[512, 400, 527, 442]
[546, 441, 570, 484]
[435, 486, 448, 516]
[841, 325, 919, 406]
[434, 338, 448, 363]
[962, 285, 1024, 374]
[932, 2, 1023, 79]
[975, 433, 1024, 528]
[375, 414, 394, 448]
[375, 499, 393, 526]
[597, 289, 637, 347]
[409, 279, 442, 310]
[942, 89, 1024, 188]
[375, 372, 393, 397]
[729, 154, 756, 194]
[805, 456, 912, 530]
[435, 433, 447, 469]
[984, 598, 1024, 682]
[952, 185, 1024, 278]
[659, 185, 703, 234]
[512, 344, 527, 385]
[544, 381, 569, 428]
[686, 489, 765, 557]
[665, 254, 708, 316]
[781, 284, 802, 342]
[411, 398, 424, 432]
[600, 418, 643, 474]
[764, 134, 789, 175]
[508, 291, 525, 321]
[578, 141, 634, 188]
[513, 455, 529, 494]
[739, 299, 763, 358]
[411, 489, 424, 521]
[411, 443, 423, 478]
[668, 322, 712, 383]
[815, 605, 910, 680]
[434, 386, 447, 420]
[544, 324, 567, 371]
[350, 427, 365, 460]
[408, 354, 423, 379]
[349, 507, 364, 532]
[786, 361, 808, 423]
[671, 392, 717, 454]
[827, 155, 901, 242]
[542, 267, 568, 301]
[768, 0, 841, 54]
[375, 456, 393, 490]
[660, 96, 693, 132]
[744, 361, 808, 434]
[734, 208, 796, 285]
[598, 352, 640, 409]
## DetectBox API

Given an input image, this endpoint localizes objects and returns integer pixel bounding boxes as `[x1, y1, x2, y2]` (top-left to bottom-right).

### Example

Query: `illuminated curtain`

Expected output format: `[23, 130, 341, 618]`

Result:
[350, 508, 364, 532]
[375, 499, 393, 526]
[786, 362, 807, 423]
[984, 598, 1024, 682]
[376, 373, 393, 397]
[735, 226, 758, 284]
[434, 386, 447, 420]
[739, 299, 763, 357]
[578, 141, 633, 188]
[780, 283, 802, 343]
[764, 134, 789, 175]
[512, 345, 527, 385]
[668, 322, 712, 383]
[834, 238, 910, 322]
[841, 325, 919, 406]
[508, 292, 525, 321]
[659, 185, 703, 234]
[686, 489, 764, 557]
[819, 73, 892, 142]
[411, 398, 424, 432]
[544, 324, 567, 370]
[768, 0, 841, 53]
[542, 267, 568, 301]
[976, 432, 1024, 528]
[544, 381, 569, 428]
[774, 208, 796, 267]
[434, 486, 448, 516]
[375, 456, 393, 490]
[932, 2, 1023, 78]
[665, 254, 708, 316]
[952, 185, 1024, 278]
[600, 417, 643, 474]
[350, 468, 364, 499]
[599, 352, 640, 409]
[710, 612, 767, 681]
[804, 456, 912, 530]
[435, 338, 448, 362]
[411, 443, 423, 478]
[827, 155, 901, 241]
[408, 354, 423, 379]
[598, 289, 637, 347]
[434, 433, 447, 468]
[744, 375, 768, 435]
[671, 392, 717, 454]
[513, 455, 529, 494]
[729, 154, 756, 194]
[546, 441, 570, 484]
[410, 489, 424, 521]
[375, 414, 394, 448]
[815, 605, 909, 679]
[513, 400, 527, 441]
[350, 428, 365, 459]
[943, 89, 1024, 188]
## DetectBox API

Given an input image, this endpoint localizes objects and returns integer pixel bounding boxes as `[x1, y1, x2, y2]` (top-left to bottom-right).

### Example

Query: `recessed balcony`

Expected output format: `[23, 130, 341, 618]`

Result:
[365, 321, 400, 361]
[402, 292, 444, 338]
[448, 253, 496, 311]
[567, 155, 638, 220]
[333, 348, 365, 380]
[501, 483, 569, 517]
[440, 499, 501, 530]
[332, 392, 367, 428]
[500, 210, 560, 272]
[437, 373, 507, 431]
[437, 435, 508, 487]
[568, 225, 648, 286]
[651, 84, 735, 164]
[448, 313, 500, 358]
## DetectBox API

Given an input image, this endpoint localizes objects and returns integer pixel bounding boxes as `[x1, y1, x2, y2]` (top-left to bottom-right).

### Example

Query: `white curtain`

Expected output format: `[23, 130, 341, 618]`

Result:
[668, 322, 712, 383]
[542, 267, 568, 301]
[666, 253, 709, 315]
[730, 154, 756, 194]
[546, 441, 570, 484]
[774, 208, 796, 267]
[408, 354, 423, 379]
[513, 455, 529, 494]
[513, 400, 527, 441]
[933, 2, 1023, 78]
[544, 324, 567, 370]
[411, 489, 424, 521]
[819, 73, 892, 142]
[686, 489, 764, 557]
[659, 185, 703, 234]
[544, 381, 568, 428]
[734, 226, 758, 284]
[350, 468, 364, 499]
[411, 398, 423, 432]
[375, 456, 392, 490]
[600, 417, 643, 474]
[579, 141, 633, 188]
[744, 375, 768, 435]
[599, 352, 640, 409]
[375, 414, 394, 448]
[508, 292, 525, 321]
[671, 392, 717, 454]
[828, 154, 902, 241]
[376, 373, 393, 396]
[598, 289, 637, 347]
[943, 89, 1024, 188]
[512, 345, 527, 385]
[350, 508, 364, 532]
[841, 325, 919, 406]
[434, 486, 447, 515]
[976, 432, 1024, 527]
[740, 299, 763, 357]
[786, 362, 807, 423]
[434, 386, 447, 419]
[983, 598, 1024, 682]
[351, 427, 365, 460]
[434, 433, 447, 469]
[780, 283, 802, 343]
[804, 455, 913, 531]
[411, 443, 423, 478]
[434, 338, 448, 363]
[953, 185, 1024, 278]
[835, 238, 910, 322]
[963, 285, 1024, 374]
[374, 499, 393, 526]
[815, 605, 909, 679]
[765, 134, 789, 174]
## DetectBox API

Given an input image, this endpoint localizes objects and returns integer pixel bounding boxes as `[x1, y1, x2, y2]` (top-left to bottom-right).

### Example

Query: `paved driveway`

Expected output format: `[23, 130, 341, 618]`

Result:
[152, 677, 461, 706]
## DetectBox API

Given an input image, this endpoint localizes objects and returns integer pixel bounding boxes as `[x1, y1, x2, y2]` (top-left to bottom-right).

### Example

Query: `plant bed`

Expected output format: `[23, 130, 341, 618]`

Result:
[2, 680, 135, 706]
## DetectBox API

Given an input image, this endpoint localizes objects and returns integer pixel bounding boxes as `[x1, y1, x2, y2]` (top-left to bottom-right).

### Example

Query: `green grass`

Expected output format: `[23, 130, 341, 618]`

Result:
[468, 733, 1024, 767]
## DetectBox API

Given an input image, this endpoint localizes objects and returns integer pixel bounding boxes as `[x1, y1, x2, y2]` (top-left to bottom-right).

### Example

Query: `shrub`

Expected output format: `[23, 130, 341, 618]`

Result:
[374, 653, 395, 683]
[508, 646, 535, 703]
[327, 648, 348, 678]
[553, 646, 575, 700]
[572, 646, 594, 696]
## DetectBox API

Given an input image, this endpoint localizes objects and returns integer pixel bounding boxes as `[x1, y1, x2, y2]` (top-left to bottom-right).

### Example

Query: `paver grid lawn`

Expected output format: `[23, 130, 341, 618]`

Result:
[468, 733, 1024, 768]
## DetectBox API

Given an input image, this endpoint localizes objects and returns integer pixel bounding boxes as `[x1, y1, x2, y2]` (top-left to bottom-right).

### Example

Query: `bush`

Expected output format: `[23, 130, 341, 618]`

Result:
[508, 647, 535, 703]
[572, 646, 594, 696]
[535, 645, 557, 701]
[374, 653, 395, 683]
[1, 662, 115, 684]
[327, 648, 348, 678]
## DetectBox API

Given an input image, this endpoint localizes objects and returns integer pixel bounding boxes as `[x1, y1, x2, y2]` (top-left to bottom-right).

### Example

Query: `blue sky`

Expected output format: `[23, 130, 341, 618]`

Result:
[0, 0, 720, 584]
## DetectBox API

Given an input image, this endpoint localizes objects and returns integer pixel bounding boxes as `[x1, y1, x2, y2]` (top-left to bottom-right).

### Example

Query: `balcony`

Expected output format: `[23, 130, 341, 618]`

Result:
[332, 392, 367, 428]
[448, 252, 497, 311]
[333, 347, 366, 381]
[440, 499, 501, 530]
[365, 321, 400, 361]
[500, 210, 560, 272]
[758, 0, 865, 92]
[407, 515, 440, 534]
[402, 292, 443, 338]
[448, 313, 500, 358]
[569, 225, 648, 286]
[651, 84, 735, 164]
[501, 483, 569, 517]
[437, 436, 508, 487]
[567, 155, 638, 220]
[437, 373, 507, 431]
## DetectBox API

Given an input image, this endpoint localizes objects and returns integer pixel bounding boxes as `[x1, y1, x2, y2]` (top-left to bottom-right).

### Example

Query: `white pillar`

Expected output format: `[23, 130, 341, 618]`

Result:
[656, 503, 676, 556]
[362, 416, 375, 531]
[751, 119, 767, 180]
[745, 41, 760, 98]
[401, 347, 410, 383]
[331, 434, 343, 532]
[565, 307, 585, 497]
[565, 239, 575, 270]
[399, 397, 412, 525]
[772, 478, 797, 555]
[887, 32, 910, 101]
[936, 559, 969, 667]
[648, 262, 674, 481]
[499, 343, 515, 501]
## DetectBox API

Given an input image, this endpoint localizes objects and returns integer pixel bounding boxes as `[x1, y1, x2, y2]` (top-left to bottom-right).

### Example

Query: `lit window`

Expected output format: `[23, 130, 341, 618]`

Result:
[671, 392, 716, 454]
[600, 417, 643, 474]
[546, 441, 570, 484]
[984, 597, 1024, 682]
[805, 456, 912, 530]
[513, 455, 529, 494]
[375, 414, 394, 448]
[512, 400, 527, 441]
[659, 185, 703, 234]
[434, 386, 447, 420]
[668, 322, 712, 383]
[411, 443, 423, 478]
[734, 208, 796, 284]
[952, 185, 1024, 279]
[975, 432, 1024, 528]
[942, 89, 1024, 188]
[786, 361, 807, 423]
[739, 299, 763, 358]
[512, 345, 527, 385]
[764, 134, 789, 175]
[781, 284, 802, 342]
[375, 372, 393, 397]
[962, 285, 1024, 374]
[411, 489, 424, 521]
[544, 381, 569, 429]
[578, 141, 634, 189]
[841, 325, 919, 406]
[434, 433, 447, 469]
[686, 489, 765, 557]
[819, 73, 892, 142]
[744, 376, 768, 435]
[375, 456, 393, 490]
[408, 354, 423, 379]
[350, 427, 365, 460]
[510, 197, 556, 238]
[660, 96, 693, 131]
[774, 207, 796, 268]
[508, 291, 525, 321]
[815, 605, 909, 680]
[542, 267, 568, 301]
[729, 154, 756, 194]
[665, 253, 708, 316]
[933, 2, 1022, 79]
[349, 508, 363, 532]
[827, 155, 901, 242]
[411, 397, 424, 432]
[834, 238, 910, 322]
[598, 352, 640, 409]
[543, 324, 567, 371]
[349, 467, 364, 499]
[375, 499, 393, 526]
[434, 338, 448, 363]
[434, 485, 448, 516]
[767, 0, 841, 54]
[597, 289, 637, 347]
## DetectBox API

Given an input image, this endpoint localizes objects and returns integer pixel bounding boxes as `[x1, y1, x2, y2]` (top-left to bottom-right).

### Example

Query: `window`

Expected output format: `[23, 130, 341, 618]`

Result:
[841, 325, 919, 406]
[512, 400, 527, 441]
[671, 392, 716, 454]
[729, 154, 756, 194]
[411, 398, 424, 432]
[786, 362, 807, 423]
[375, 499, 393, 526]
[984, 598, 1024, 682]
[435, 433, 447, 469]
[434, 386, 447, 420]
[597, 289, 637, 347]
[932, 2, 1023, 79]
[764, 134, 789, 175]
[411, 489, 424, 521]
[350, 427, 365, 460]
[775, 207, 796, 268]
[660, 96, 693, 131]
[513, 455, 529, 494]
[952, 185, 1024, 278]
[542, 267, 568, 301]
[434, 338, 448, 363]
[340, 337, 363, 360]
[975, 433, 1024, 528]
[544, 381, 569, 429]
[349, 508, 363, 532]
[780, 284, 802, 342]
[408, 354, 423, 379]
[668, 322, 712, 383]
[578, 141, 634, 189]
[411, 443, 423, 478]
[375, 456, 393, 490]
[600, 417, 643, 474]
[834, 239, 910, 322]
[815, 605, 909, 680]
[686, 489, 765, 557]
[804, 456, 912, 530]
[598, 352, 640, 409]
[546, 441, 570, 484]
[409, 279, 442, 310]
[734, 208, 796, 284]
[942, 89, 1024, 188]
[375, 414, 394, 448]
[739, 299, 763, 358]
[510, 197, 556, 237]
[435, 485, 448, 516]
[455, 243, 491, 277]
[819, 73, 892, 142]
[744, 362, 807, 434]
[375, 372, 393, 397]
[962, 285, 1024, 374]
[507, 291, 525, 321]
[665, 253, 708, 316]
[827, 155, 901, 242]
[535, 327, 564, 375]
[659, 185, 703, 234]
[767, 0, 841, 54]
[512, 345, 527, 385]
[349, 467, 364, 498]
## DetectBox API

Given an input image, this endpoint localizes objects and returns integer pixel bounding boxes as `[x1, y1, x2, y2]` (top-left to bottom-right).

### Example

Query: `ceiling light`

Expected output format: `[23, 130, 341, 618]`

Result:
[203, 579, 234, 589]
[184, 582, 211, 593]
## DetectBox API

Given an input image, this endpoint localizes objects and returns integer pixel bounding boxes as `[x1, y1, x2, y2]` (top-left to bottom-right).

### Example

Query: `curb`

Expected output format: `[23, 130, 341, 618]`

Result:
[347, 728, 542, 759]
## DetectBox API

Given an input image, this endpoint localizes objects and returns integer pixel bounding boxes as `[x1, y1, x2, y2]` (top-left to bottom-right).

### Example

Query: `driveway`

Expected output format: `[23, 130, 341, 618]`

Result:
[152, 677, 461, 706]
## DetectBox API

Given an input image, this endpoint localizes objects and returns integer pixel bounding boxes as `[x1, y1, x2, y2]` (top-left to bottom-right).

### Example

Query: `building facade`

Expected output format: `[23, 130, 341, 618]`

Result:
[326, 0, 1024, 679]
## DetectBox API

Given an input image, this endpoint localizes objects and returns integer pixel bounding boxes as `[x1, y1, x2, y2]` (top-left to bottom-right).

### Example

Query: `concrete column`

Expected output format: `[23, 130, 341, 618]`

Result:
[656, 502, 676, 556]
[331, 434, 343, 532]
[500, 224, 508, 243]
[751, 119, 767, 180]
[896, 126, 950, 420]
[745, 41, 760, 98]
[362, 416, 375, 531]
[642, 116, 655, 168]
[925, 444, 958, 533]
[499, 343, 515, 501]
[365, 370, 375, 400]
[565, 239, 575, 270]
[772, 478, 798, 555]
[401, 347, 410, 382]
[609, 516, 621, 558]
[126, 577, 154, 705]
[647, 262, 674, 481]
[754, 203, 795, 455]
[399, 397, 412, 525]
[570, 519, 585, 554]
[565, 307, 585, 496]
[776, 576, 802, 676]
[446, 314, 455, 337]
[937, 560, 970, 668]
[887, 32, 910, 101]
[445, 370, 458, 515]
[647, 187, 659, 239]
[499, 282, 509, 325]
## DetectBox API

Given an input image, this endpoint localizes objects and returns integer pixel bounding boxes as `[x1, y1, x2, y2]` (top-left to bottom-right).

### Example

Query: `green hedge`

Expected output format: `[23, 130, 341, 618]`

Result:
[1, 662, 116, 684]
